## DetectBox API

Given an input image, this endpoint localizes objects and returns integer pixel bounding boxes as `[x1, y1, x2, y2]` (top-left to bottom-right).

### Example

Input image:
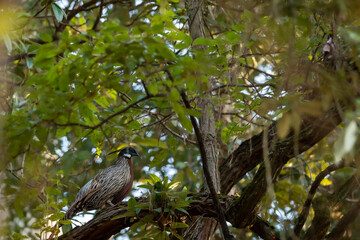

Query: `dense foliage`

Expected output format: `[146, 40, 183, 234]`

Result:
[1, 0, 360, 239]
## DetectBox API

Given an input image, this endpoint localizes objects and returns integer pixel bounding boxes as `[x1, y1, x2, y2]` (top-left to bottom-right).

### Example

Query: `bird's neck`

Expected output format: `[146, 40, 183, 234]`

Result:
[113, 156, 131, 165]
[114, 156, 134, 182]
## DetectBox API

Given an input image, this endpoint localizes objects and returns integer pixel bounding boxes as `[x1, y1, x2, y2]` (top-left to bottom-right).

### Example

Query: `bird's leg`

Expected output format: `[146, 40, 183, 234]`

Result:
[106, 200, 115, 207]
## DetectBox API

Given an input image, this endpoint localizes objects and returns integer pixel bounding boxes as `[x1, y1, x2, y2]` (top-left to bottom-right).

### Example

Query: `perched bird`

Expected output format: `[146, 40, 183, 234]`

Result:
[63, 147, 139, 220]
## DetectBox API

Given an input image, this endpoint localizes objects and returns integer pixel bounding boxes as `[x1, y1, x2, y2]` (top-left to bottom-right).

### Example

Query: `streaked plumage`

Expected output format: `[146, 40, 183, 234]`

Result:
[64, 147, 139, 220]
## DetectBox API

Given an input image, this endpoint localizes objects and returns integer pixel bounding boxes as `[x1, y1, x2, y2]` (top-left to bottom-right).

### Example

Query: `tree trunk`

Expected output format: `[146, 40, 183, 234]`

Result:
[184, 1, 219, 239]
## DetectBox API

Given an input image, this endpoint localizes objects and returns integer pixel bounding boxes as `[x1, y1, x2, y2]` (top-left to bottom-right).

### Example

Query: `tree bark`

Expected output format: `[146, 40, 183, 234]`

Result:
[303, 196, 331, 240]
[184, 1, 220, 239]
[183, 97, 220, 239]
[59, 194, 235, 240]
[226, 105, 343, 228]
[58, 194, 281, 240]
[326, 201, 360, 240]
[220, 104, 343, 194]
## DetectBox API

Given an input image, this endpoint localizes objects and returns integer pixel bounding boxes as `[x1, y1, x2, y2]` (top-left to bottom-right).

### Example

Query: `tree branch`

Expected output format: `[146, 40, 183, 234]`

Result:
[180, 91, 234, 239]
[294, 160, 348, 236]
[225, 105, 343, 229]
[58, 194, 277, 240]
[250, 216, 280, 240]
[303, 196, 331, 240]
[220, 104, 343, 194]
[59, 194, 235, 240]
[91, 0, 104, 31]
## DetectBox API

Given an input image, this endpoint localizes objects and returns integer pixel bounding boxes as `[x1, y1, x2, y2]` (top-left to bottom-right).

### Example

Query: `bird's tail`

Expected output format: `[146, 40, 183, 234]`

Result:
[63, 203, 77, 221]
[63, 198, 87, 221]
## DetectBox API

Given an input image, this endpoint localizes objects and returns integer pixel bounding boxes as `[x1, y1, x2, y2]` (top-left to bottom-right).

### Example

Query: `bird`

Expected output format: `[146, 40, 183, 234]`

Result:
[63, 147, 139, 221]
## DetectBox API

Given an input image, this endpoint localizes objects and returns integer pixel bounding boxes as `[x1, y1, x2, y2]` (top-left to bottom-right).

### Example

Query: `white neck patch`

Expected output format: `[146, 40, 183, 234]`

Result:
[124, 153, 131, 159]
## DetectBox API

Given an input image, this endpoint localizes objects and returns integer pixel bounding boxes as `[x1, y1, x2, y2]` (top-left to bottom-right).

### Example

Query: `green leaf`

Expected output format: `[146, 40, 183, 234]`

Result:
[171, 222, 188, 229]
[176, 207, 189, 216]
[3, 34, 12, 52]
[225, 31, 240, 43]
[167, 31, 192, 49]
[171, 231, 184, 240]
[185, 108, 201, 118]
[14, 196, 24, 218]
[232, 24, 244, 32]
[39, 32, 53, 42]
[59, 69, 70, 91]
[56, 127, 71, 138]
[137, 184, 154, 190]
[135, 137, 168, 149]
[149, 173, 161, 183]
[77, 150, 91, 160]
[36, 126, 48, 144]
[45, 186, 61, 196]
[48, 212, 65, 221]
[11, 233, 28, 240]
[178, 113, 193, 132]
[51, 3, 64, 22]
[193, 37, 212, 46]
[61, 223, 72, 233]
[168, 88, 181, 102]
[148, 83, 159, 95]
[150, 149, 168, 168]
[128, 197, 137, 209]
[94, 95, 110, 108]
[78, 102, 96, 124]
[90, 129, 103, 146]
[25, 57, 33, 68]
[154, 207, 162, 212]
[168, 181, 180, 189]
[172, 102, 193, 133]
[167, 137, 178, 153]
[33, 43, 57, 68]
[127, 120, 142, 130]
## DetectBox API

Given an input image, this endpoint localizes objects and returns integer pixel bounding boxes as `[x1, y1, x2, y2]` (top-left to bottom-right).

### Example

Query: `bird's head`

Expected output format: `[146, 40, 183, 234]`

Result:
[109, 147, 139, 159]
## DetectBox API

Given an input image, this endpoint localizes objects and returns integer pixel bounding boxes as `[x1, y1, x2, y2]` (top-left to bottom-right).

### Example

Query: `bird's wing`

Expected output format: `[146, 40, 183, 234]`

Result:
[81, 174, 104, 203]
[64, 172, 106, 220]
[73, 179, 92, 203]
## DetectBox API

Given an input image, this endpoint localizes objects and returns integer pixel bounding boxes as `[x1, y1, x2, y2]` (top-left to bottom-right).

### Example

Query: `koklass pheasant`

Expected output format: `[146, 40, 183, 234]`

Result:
[63, 147, 139, 220]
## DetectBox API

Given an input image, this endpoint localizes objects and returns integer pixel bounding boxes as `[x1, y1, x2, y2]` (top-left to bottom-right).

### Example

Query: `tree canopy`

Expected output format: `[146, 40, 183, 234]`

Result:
[1, 0, 360, 239]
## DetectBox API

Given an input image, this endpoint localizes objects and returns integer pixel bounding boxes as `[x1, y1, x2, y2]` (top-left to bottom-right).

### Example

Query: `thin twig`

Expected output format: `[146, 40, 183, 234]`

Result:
[55, 94, 164, 130]
[141, 112, 174, 129]
[208, 83, 276, 93]
[180, 90, 234, 240]
[239, 63, 279, 78]
[92, 0, 104, 30]
[157, 115, 198, 145]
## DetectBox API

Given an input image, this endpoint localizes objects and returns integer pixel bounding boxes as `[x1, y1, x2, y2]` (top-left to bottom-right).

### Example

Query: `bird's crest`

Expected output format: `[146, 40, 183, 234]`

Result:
[108, 147, 139, 159]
